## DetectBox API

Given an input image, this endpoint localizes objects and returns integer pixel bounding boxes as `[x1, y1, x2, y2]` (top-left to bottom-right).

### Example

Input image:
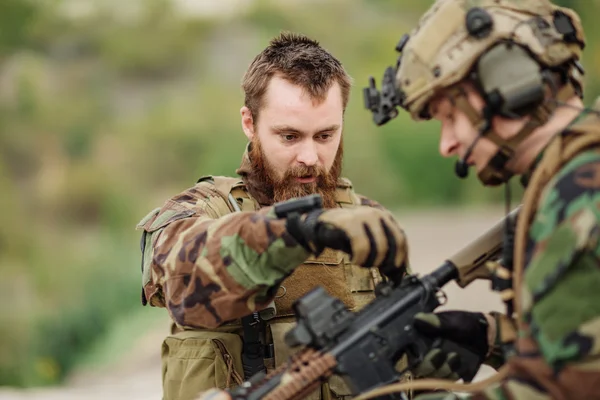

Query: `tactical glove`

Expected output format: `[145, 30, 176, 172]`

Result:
[409, 311, 490, 382]
[286, 207, 408, 279]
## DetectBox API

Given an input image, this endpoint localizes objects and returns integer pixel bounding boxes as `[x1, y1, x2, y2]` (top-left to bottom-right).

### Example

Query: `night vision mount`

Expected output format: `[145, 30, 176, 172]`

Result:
[363, 34, 409, 126]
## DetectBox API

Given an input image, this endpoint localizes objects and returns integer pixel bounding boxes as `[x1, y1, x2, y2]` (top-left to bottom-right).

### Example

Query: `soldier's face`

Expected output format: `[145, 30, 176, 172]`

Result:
[241, 75, 344, 207]
[430, 84, 532, 176]
[243, 75, 343, 178]
[429, 87, 499, 174]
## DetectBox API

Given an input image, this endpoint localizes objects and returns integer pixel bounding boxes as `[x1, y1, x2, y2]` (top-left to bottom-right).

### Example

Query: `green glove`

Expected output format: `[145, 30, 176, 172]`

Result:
[410, 311, 490, 382]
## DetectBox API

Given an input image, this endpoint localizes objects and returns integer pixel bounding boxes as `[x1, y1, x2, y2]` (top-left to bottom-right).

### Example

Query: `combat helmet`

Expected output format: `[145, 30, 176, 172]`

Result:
[364, 0, 586, 186]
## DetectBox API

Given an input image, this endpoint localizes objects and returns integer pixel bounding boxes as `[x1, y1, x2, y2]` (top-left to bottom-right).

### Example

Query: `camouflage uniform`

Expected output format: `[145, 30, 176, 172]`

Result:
[367, 0, 600, 398]
[418, 109, 600, 400]
[136, 145, 408, 400]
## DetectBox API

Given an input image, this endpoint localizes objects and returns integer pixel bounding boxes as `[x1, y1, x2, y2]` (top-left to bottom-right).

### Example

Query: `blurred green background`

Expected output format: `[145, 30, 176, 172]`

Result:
[1, 0, 598, 389]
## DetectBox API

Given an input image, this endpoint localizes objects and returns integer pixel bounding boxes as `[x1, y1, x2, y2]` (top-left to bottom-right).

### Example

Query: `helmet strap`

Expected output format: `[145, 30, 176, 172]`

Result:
[446, 81, 577, 186]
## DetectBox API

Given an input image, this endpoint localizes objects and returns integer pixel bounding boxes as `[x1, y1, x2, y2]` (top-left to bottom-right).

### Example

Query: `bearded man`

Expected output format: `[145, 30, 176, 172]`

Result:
[135, 32, 410, 400]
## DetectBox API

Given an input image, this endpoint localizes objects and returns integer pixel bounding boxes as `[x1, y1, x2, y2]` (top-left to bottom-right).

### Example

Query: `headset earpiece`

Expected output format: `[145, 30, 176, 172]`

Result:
[475, 42, 545, 119]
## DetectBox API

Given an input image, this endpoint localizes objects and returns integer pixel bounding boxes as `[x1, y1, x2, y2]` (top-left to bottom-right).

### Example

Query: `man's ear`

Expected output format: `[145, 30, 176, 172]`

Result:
[240, 106, 255, 140]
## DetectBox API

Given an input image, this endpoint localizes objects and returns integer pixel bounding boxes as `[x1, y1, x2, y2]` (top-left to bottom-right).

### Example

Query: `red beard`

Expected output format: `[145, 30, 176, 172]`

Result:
[248, 137, 343, 209]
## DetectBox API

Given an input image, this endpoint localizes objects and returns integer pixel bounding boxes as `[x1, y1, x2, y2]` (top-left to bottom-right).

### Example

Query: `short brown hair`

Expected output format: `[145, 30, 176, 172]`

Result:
[242, 31, 352, 123]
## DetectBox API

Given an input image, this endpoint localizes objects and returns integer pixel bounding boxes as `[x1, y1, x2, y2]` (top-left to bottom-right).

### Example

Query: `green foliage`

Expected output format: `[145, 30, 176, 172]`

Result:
[0, 0, 598, 388]
[0, 0, 38, 57]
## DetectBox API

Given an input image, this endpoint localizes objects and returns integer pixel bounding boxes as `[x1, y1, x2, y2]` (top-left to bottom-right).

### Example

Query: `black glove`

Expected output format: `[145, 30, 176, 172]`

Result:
[409, 311, 490, 382]
[286, 207, 408, 281]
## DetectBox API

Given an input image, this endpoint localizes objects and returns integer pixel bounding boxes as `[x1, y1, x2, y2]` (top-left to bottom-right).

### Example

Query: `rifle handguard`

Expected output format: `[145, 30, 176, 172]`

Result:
[228, 349, 337, 400]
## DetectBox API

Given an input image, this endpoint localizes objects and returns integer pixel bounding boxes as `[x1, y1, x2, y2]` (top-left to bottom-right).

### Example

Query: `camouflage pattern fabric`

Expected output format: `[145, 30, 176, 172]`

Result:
[415, 144, 600, 400]
[138, 180, 312, 329]
[136, 177, 407, 330]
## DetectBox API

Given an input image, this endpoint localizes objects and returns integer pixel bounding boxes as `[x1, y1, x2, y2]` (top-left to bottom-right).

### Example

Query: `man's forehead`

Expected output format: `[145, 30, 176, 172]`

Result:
[260, 78, 343, 129]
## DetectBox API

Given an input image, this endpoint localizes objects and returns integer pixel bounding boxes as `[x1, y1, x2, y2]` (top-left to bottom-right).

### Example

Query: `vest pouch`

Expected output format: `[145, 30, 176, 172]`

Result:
[274, 248, 355, 317]
[161, 329, 244, 400]
[343, 254, 379, 312]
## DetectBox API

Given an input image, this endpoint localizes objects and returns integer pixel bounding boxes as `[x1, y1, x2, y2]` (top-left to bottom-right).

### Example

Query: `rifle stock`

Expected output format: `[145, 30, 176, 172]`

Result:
[227, 206, 520, 400]
[448, 205, 520, 287]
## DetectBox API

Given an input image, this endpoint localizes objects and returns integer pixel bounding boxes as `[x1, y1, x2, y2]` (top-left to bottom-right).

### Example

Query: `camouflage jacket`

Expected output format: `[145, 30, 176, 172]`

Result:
[135, 151, 392, 330]
[464, 115, 600, 399]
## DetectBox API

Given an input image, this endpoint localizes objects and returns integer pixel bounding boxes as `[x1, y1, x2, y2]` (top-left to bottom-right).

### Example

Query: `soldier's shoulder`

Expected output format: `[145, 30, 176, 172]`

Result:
[135, 175, 239, 232]
[168, 175, 239, 211]
[536, 148, 600, 228]
[551, 146, 600, 192]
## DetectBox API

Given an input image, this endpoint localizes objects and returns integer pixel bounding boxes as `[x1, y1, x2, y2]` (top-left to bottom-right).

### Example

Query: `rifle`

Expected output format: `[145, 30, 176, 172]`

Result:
[227, 203, 520, 400]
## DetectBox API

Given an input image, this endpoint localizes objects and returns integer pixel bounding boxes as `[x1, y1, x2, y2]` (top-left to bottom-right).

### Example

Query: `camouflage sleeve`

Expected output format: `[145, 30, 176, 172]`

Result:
[141, 183, 310, 329]
[446, 151, 600, 400]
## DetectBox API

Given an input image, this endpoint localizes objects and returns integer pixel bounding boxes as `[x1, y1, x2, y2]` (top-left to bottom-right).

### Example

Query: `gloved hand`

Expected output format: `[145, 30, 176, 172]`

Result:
[286, 207, 408, 279]
[409, 311, 491, 382]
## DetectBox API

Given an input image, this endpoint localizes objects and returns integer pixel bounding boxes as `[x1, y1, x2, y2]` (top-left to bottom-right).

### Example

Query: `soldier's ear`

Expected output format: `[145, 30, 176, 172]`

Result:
[240, 106, 255, 140]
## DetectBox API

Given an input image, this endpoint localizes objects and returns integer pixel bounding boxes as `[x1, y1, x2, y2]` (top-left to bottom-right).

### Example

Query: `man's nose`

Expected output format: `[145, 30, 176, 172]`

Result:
[296, 141, 318, 166]
[439, 129, 459, 157]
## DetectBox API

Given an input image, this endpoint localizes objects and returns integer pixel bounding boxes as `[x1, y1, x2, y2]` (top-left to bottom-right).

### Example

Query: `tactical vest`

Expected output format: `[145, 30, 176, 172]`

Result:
[507, 109, 600, 398]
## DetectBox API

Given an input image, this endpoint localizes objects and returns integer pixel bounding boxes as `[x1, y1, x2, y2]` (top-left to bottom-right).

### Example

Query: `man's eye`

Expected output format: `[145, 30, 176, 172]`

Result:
[282, 134, 296, 141]
[315, 132, 335, 141]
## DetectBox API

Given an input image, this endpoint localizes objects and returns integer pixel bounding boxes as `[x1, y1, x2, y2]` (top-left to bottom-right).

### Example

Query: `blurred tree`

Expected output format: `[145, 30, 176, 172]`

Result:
[0, 0, 39, 58]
